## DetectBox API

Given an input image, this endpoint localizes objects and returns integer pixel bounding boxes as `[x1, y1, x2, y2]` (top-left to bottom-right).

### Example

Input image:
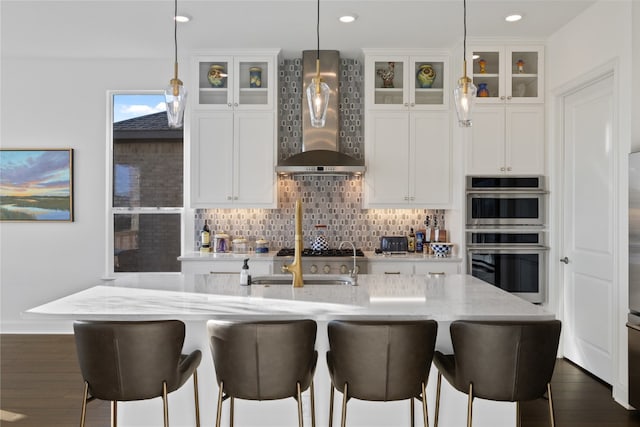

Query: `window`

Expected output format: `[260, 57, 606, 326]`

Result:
[108, 92, 183, 273]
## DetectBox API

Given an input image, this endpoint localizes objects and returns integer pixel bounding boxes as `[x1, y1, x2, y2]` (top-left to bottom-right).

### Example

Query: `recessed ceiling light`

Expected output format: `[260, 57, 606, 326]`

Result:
[339, 14, 358, 23]
[175, 15, 190, 23]
[505, 14, 522, 22]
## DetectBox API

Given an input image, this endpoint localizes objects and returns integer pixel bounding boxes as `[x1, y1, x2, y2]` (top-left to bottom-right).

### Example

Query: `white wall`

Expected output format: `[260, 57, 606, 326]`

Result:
[0, 57, 173, 332]
[545, 0, 633, 407]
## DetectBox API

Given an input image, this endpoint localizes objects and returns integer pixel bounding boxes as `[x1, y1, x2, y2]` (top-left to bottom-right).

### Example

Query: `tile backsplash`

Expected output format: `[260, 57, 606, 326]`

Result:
[194, 58, 446, 251]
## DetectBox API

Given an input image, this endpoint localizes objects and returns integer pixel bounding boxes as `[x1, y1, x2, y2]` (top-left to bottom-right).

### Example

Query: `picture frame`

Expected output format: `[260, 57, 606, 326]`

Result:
[0, 149, 74, 222]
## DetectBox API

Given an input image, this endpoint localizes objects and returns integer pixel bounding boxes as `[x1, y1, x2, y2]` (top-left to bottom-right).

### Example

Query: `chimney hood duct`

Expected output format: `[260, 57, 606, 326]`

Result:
[276, 50, 365, 176]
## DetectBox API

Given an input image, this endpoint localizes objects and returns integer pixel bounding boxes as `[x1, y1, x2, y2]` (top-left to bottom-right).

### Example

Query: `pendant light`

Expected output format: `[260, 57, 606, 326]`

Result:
[306, 0, 330, 128]
[164, 0, 187, 129]
[453, 0, 477, 127]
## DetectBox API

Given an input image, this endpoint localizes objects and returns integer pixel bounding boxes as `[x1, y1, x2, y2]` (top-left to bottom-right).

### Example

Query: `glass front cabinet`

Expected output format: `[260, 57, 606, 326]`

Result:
[363, 50, 449, 110]
[467, 45, 544, 104]
[191, 51, 278, 110]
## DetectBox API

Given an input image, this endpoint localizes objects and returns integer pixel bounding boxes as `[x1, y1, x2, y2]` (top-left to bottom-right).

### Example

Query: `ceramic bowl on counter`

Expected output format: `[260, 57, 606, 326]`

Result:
[430, 242, 453, 257]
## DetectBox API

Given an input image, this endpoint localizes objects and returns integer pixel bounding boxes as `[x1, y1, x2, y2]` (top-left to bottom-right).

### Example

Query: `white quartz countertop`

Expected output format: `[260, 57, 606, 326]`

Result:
[178, 251, 462, 263]
[24, 274, 551, 322]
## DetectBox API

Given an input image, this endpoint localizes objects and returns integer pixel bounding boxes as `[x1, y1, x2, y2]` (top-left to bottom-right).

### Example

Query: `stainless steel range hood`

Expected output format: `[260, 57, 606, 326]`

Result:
[276, 50, 365, 176]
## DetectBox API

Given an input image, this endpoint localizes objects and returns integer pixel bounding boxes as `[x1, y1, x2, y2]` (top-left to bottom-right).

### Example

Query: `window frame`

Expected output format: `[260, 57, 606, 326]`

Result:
[105, 90, 186, 277]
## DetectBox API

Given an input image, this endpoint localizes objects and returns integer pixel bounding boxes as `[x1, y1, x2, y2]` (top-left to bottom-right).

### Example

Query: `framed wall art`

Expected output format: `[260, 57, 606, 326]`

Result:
[0, 149, 74, 221]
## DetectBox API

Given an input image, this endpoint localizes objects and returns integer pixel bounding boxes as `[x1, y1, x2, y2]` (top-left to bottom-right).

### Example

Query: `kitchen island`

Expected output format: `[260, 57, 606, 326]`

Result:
[25, 273, 553, 427]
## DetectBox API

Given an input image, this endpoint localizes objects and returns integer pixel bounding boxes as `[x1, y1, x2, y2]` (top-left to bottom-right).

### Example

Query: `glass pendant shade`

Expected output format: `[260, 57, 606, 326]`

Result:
[165, 79, 187, 129]
[306, 78, 330, 128]
[454, 77, 477, 127]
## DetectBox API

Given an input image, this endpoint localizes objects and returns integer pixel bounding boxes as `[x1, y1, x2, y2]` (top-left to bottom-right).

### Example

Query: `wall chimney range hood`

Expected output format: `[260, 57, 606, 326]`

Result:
[276, 50, 365, 176]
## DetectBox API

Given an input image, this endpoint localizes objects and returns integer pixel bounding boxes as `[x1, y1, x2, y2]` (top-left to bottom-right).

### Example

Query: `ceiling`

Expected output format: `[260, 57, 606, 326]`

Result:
[2, 0, 596, 59]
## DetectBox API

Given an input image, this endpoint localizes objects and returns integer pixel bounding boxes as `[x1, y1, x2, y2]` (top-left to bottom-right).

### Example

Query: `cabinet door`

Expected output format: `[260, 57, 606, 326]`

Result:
[469, 47, 504, 104]
[191, 111, 234, 207]
[234, 111, 277, 207]
[507, 46, 544, 103]
[505, 105, 545, 174]
[365, 55, 409, 110]
[193, 56, 234, 109]
[364, 112, 410, 207]
[411, 56, 448, 109]
[411, 111, 451, 206]
[466, 106, 506, 175]
[234, 56, 275, 110]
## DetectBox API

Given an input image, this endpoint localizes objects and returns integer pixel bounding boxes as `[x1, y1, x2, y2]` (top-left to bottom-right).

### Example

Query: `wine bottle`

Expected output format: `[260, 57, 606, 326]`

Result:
[201, 221, 211, 252]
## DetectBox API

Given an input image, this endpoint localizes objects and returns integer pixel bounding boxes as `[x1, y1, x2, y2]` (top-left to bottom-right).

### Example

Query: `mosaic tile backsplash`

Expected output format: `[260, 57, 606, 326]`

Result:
[194, 58, 446, 251]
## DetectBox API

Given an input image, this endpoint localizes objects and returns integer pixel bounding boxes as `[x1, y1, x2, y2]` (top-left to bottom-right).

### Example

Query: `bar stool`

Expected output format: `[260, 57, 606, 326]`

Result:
[73, 320, 202, 427]
[207, 319, 318, 427]
[433, 320, 562, 427]
[326, 320, 438, 427]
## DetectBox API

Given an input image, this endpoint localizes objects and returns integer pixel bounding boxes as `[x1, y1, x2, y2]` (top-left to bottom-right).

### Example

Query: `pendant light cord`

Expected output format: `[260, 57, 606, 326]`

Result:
[173, 0, 178, 75]
[463, 0, 467, 59]
[316, 0, 320, 61]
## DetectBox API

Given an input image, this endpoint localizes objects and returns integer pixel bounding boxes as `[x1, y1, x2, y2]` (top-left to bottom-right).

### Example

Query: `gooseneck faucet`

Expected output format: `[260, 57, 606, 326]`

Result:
[339, 240, 359, 285]
[282, 199, 304, 287]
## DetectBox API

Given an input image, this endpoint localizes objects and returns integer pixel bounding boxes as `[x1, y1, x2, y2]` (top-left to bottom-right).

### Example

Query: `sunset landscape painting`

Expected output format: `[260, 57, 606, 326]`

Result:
[0, 149, 74, 221]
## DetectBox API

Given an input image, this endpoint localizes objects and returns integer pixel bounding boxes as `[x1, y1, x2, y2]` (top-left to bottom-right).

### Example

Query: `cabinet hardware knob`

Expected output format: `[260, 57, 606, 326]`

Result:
[410, 103, 415, 107]
[234, 103, 239, 107]
[404, 103, 409, 107]
[500, 167, 506, 171]
[507, 167, 512, 171]
[500, 96, 506, 100]
[227, 196, 233, 200]
[560, 257, 570, 264]
[234, 196, 239, 200]
[227, 103, 233, 107]
[507, 96, 513, 100]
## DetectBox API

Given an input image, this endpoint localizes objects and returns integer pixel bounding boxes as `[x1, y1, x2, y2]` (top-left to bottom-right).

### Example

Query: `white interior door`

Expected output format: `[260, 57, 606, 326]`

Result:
[562, 74, 615, 383]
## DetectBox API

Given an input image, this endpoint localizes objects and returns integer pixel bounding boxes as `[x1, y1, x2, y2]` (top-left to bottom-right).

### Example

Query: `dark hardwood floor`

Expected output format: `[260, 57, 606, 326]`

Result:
[1, 334, 639, 426]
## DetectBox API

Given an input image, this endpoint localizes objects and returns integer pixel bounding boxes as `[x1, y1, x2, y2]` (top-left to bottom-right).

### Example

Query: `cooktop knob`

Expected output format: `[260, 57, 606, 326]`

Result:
[323, 265, 331, 274]
[340, 264, 348, 274]
[310, 264, 318, 274]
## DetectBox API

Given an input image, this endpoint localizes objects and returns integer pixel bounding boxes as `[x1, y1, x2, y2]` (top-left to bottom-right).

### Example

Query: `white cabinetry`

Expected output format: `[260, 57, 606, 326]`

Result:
[190, 50, 280, 208]
[363, 50, 452, 208]
[465, 45, 545, 175]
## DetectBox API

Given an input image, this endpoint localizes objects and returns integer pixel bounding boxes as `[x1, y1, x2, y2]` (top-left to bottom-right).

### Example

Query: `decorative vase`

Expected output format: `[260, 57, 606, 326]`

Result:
[416, 64, 436, 88]
[249, 67, 262, 88]
[478, 59, 487, 74]
[311, 225, 329, 251]
[477, 83, 490, 97]
[207, 64, 226, 88]
[516, 59, 525, 73]
[376, 62, 395, 88]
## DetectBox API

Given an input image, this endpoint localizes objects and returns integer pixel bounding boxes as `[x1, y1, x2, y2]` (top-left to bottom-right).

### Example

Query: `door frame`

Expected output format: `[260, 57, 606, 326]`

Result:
[550, 58, 631, 406]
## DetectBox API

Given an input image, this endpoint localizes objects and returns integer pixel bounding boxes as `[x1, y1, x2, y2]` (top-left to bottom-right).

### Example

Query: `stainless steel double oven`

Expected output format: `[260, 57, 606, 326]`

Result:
[466, 176, 548, 303]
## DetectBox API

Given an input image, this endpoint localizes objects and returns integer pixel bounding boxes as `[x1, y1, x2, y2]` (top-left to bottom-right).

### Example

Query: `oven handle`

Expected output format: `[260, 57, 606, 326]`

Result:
[466, 245, 549, 251]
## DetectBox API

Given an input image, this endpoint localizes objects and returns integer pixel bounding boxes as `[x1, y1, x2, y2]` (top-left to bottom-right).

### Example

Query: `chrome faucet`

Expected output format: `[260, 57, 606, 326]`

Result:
[339, 241, 359, 284]
[282, 199, 304, 287]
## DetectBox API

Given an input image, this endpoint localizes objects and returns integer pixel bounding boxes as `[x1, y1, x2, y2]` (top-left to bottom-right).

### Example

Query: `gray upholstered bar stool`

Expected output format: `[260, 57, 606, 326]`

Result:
[207, 319, 318, 427]
[326, 320, 438, 427]
[73, 320, 202, 427]
[433, 320, 562, 427]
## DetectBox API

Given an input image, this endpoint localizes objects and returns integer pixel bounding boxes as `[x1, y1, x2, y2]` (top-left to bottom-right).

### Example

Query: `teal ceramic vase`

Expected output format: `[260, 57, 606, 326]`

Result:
[207, 65, 226, 88]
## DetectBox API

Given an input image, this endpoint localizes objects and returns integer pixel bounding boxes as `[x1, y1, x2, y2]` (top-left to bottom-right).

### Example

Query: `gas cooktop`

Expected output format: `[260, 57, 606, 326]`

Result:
[276, 248, 365, 257]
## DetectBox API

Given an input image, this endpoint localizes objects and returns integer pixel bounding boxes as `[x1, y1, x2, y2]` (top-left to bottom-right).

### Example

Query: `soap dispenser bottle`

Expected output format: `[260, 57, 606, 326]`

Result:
[240, 258, 251, 286]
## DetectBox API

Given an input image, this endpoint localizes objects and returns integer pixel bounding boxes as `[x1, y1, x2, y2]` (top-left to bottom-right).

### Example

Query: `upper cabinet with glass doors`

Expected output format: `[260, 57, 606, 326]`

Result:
[191, 50, 278, 110]
[468, 45, 544, 103]
[363, 50, 449, 110]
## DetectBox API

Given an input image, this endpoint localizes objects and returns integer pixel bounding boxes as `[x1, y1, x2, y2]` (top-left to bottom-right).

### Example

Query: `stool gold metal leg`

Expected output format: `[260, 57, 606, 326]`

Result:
[111, 400, 117, 427]
[434, 373, 442, 427]
[410, 397, 415, 427]
[329, 385, 335, 427]
[80, 382, 88, 427]
[310, 380, 316, 427]
[297, 382, 303, 427]
[516, 401, 521, 427]
[215, 381, 224, 427]
[193, 370, 200, 427]
[162, 381, 169, 427]
[466, 383, 473, 427]
[547, 383, 556, 427]
[421, 382, 429, 427]
[230, 397, 235, 427]
[341, 383, 348, 427]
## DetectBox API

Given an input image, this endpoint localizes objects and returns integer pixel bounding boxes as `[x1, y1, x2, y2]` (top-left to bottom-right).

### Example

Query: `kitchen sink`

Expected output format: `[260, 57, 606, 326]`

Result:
[250, 274, 356, 286]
